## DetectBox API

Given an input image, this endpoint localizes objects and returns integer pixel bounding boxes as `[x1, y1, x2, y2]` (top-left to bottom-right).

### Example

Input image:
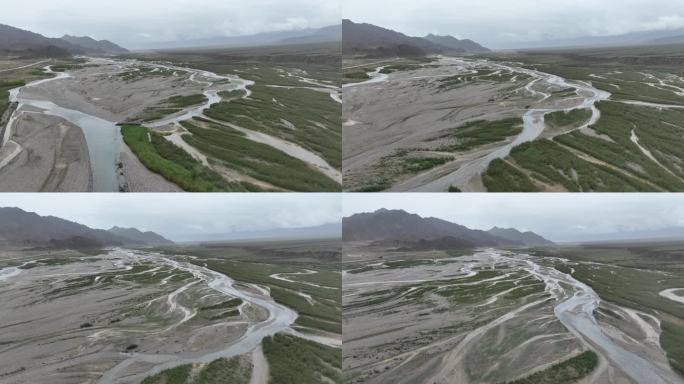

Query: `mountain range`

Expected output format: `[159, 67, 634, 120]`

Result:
[135, 24, 341, 51]
[563, 226, 684, 244]
[187, 223, 341, 243]
[0, 24, 128, 57]
[0, 207, 172, 248]
[509, 27, 684, 50]
[342, 19, 489, 57]
[342, 209, 552, 249]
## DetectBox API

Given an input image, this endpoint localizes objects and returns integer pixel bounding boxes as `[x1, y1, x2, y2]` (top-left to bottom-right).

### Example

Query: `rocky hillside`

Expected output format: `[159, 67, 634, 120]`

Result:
[0, 24, 127, 57]
[343, 19, 489, 57]
[0, 207, 171, 248]
[343, 209, 553, 249]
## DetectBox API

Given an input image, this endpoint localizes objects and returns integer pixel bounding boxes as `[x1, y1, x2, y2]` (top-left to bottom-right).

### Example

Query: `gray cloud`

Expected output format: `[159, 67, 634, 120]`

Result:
[2, 0, 340, 48]
[343, 193, 684, 242]
[1, 193, 340, 242]
[343, 0, 684, 48]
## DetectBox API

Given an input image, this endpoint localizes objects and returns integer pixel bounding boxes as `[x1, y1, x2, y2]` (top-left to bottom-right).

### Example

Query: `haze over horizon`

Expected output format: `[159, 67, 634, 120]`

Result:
[0, 194, 341, 242]
[343, 0, 684, 49]
[343, 194, 684, 242]
[2, 0, 340, 49]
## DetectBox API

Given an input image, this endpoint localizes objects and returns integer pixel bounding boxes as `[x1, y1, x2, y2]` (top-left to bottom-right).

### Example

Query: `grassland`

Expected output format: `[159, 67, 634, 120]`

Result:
[180, 118, 340, 191]
[121, 124, 261, 191]
[263, 334, 341, 384]
[480, 45, 684, 191]
[484, 138, 654, 192]
[141, 357, 252, 384]
[203, 83, 340, 169]
[500, 351, 598, 384]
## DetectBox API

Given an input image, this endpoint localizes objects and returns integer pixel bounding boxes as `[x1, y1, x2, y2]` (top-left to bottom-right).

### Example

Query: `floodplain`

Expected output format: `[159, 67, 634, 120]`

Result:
[0, 239, 342, 384]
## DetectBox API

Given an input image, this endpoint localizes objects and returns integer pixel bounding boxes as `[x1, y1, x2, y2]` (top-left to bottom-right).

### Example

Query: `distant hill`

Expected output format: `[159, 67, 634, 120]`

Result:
[61, 35, 128, 54]
[189, 223, 341, 243]
[342, 19, 489, 57]
[136, 24, 341, 50]
[651, 35, 684, 45]
[343, 19, 442, 57]
[108, 226, 174, 246]
[487, 227, 554, 246]
[343, 209, 526, 249]
[567, 226, 684, 244]
[278, 25, 341, 45]
[0, 207, 171, 248]
[0, 24, 127, 57]
[424, 34, 490, 53]
[510, 27, 684, 50]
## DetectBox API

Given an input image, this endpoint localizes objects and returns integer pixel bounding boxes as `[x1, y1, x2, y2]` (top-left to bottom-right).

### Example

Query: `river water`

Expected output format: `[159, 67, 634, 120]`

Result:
[0, 265, 21, 282]
[492, 250, 683, 384]
[3, 59, 255, 192]
[98, 249, 299, 384]
[417, 58, 611, 190]
[345, 57, 612, 191]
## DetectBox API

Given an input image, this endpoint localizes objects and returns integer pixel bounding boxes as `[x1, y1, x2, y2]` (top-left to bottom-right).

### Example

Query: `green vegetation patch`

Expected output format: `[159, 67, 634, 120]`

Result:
[382, 149, 452, 172]
[545, 108, 592, 129]
[121, 124, 260, 192]
[199, 298, 243, 321]
[437, 274, 544, 305]
[348, 149, 453, 192]
[270, 286, 340, 333]
[135, 94, 208, 122]
[141, 356, 251, 384]
[0, 81, 24, 117]
[379, 64, 421, 74]
[119, 66, 175, 81]
[500, 350, 598, 384]
[436, 70, 518, 91]
[482, 159, 540, 192]
[51, 64, 80, 73]
[343, 70, 371, 82]
[141, 365, 192, 384]
[399, 155, 451, 172]
[263, 334, 341, 384]
[440, 118, 523, 151]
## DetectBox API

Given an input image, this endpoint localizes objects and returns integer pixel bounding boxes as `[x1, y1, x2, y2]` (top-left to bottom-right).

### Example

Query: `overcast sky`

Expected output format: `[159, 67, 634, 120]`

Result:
[343, 194, 684, 242]
[344, 0, 684, 48]
[2, 0, 340, 48]
[1, 194, 340, 242]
